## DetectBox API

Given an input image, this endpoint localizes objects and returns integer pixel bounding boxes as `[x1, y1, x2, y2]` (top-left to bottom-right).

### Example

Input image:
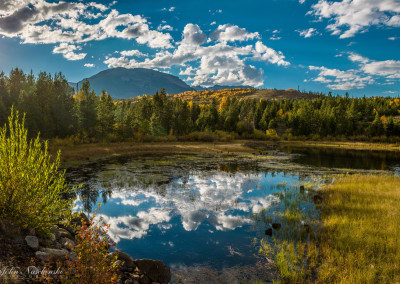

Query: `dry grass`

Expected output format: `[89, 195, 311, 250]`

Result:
[317, 175, 400, 283]
[282, 140, 400, 152]
[50, 141, 254, 164]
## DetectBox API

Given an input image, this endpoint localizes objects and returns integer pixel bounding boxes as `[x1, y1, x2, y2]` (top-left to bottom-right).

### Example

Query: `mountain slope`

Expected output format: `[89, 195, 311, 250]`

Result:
[72, 68, 195, 99]
[193, 85, 254, 91]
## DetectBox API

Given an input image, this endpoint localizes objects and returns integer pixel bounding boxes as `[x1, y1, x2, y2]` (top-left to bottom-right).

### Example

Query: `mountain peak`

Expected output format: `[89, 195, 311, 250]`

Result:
[72, 68, 194, 99]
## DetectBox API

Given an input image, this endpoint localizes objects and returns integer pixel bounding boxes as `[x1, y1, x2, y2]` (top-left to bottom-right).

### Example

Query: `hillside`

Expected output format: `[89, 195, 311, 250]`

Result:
[70, 68, 194, 99]
[173, 88, 320, 104]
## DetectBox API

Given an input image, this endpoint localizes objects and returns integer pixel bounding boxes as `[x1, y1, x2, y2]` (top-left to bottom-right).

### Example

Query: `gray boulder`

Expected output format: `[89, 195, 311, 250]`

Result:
[35, 251, 51, 261]
[25, 236, 39, 250]
[58, 228, 73, 240]
[60, 237, 76, 249]
[37, 248, 69, 261]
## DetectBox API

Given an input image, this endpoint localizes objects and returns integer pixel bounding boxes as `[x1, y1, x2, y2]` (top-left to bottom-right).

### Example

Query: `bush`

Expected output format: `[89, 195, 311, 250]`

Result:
[252, 129, 268, 140]
[0, 109, 75, 233]
[179, 131, 216, 142]
[265, 129, 280, 140]
[62, 206, 120, 284]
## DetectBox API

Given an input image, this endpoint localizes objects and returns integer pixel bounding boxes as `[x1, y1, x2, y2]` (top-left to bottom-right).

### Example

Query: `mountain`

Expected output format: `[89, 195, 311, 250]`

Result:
[70, 68, 195, 99]
[193, 85, 254, 91]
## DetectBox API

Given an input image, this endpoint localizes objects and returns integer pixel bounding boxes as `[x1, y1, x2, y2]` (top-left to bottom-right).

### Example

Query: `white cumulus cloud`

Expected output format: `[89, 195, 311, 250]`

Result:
[104, 23, 289, 87]
[297, 28, 319, 38]
[309, 0, 400, 38]
[53, 43, 86, 61]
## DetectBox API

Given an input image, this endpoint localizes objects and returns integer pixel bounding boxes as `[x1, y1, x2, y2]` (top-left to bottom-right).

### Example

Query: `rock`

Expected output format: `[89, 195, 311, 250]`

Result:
[58, 224, 75, 237]
[133, 281, 139, 284]
[50, 227, 60, 239]
[134, 259, 171, 284]
[39, 248, 69, 260]
[48, 233, 56, 242]
[58, 228, 73, 240]
[35, 251, 51, 261]
[265, 228, 272, 236]
[139, 274, 152, 284]
[25, 235, 39, 250]
[60, 237, 76, 249]
[272, 223, 281, 230]
[130, 274, 141, 279]
[125, 280, 133, 284]
[68, 251, 78, 261]
[38, 237, 54, 248]
[111, 251, 136, 268]
[27, 266, 40, 275]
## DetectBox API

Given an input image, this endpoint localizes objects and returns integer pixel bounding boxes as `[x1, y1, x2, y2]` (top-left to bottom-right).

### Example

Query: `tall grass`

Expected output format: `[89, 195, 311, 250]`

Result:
[0, 109, 74, 233]
[317, 175, 400, 283]
[258, 175, 400, 283]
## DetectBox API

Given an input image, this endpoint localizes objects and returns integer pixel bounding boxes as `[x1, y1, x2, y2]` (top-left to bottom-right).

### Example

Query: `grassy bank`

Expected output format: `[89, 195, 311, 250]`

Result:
[51, 141, 256, 164]
[315, 175, 400, 283]
[52, 139, 400, 165]
[280, 140, 400, 152]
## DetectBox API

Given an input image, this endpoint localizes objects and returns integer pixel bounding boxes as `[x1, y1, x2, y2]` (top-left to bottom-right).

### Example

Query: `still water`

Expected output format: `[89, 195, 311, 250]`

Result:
[65, 147, 396, 281]
[67, 154, 305, 268]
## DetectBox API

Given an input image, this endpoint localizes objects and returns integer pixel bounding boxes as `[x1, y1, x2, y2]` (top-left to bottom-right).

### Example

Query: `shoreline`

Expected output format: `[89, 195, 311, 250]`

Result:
[51, 139, 400, 166]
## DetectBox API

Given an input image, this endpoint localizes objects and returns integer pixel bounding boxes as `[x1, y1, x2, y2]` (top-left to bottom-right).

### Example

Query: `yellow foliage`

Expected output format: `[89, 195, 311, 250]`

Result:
[173, 88, 255, 104]
[266, 129, 278, 136]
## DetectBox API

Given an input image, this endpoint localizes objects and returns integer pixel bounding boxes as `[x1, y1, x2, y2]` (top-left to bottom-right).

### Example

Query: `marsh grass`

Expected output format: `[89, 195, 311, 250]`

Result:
[263, 175, 400, 283]
[256, 182, 320, 283]
[316, 175, 400, 283]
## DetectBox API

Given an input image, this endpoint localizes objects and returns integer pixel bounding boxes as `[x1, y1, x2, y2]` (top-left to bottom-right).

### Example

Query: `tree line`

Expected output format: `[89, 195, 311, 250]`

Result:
[1, 68, 400, 143]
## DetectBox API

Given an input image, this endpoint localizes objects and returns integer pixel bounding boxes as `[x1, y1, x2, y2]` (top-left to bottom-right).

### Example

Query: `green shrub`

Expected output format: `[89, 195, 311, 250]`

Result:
[0, 109, 75, 233]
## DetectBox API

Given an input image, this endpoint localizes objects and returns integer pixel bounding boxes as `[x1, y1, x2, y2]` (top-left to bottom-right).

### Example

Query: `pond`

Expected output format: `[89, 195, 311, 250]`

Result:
[65, 147, 394, 283]
[279, 145, 400, 171]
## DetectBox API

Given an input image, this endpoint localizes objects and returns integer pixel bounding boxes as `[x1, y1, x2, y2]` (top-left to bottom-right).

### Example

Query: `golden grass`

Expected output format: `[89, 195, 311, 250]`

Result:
[317, 175, 400, 283]
[282, 140, 400, 152]
[50, 141, 254, 164]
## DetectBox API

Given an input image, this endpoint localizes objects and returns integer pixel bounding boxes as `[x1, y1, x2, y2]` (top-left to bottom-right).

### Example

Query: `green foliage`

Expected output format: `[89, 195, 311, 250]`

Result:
[0, 108, 75, 233]
[1, 68, 400, 143]
[97, 90, 115, 140]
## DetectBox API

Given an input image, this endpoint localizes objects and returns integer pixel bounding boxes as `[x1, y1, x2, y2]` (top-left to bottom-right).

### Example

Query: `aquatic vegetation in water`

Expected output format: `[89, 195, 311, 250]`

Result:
[256, 181, 321, 283]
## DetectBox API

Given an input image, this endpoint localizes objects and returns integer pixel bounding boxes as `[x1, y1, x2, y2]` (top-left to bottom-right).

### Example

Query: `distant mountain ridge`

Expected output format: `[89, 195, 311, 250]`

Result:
[70, 68, 195, 99]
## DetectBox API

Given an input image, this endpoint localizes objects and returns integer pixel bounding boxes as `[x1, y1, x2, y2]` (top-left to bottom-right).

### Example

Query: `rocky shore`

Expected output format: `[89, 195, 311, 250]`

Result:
[0, 213, 171, 284]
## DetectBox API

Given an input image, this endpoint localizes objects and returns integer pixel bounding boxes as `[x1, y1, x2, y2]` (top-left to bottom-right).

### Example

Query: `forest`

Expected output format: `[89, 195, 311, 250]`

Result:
[1, 68, 400, 143]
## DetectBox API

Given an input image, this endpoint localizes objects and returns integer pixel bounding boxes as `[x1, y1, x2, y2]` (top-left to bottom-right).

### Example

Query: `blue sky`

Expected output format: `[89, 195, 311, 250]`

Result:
[0, 0, 399, 96]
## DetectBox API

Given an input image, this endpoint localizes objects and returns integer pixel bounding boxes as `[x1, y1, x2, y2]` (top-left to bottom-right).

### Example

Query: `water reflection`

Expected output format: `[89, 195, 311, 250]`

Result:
[280, 146, 400, 170]
[66, 154, 305, 269]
